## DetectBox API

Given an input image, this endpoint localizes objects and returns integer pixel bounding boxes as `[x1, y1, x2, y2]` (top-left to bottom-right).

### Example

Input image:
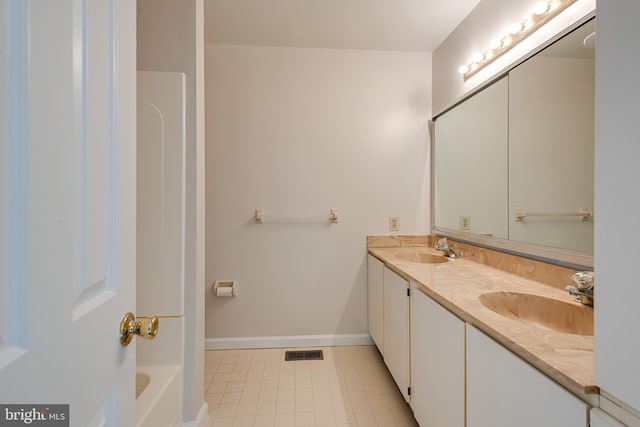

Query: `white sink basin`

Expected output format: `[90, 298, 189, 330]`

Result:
[479, 291, 593, 336]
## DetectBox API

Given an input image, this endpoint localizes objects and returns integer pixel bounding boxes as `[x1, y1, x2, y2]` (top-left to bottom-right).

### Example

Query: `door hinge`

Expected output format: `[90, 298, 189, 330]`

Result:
[407, 288, 410, 297]
[408, 387, 411, 395]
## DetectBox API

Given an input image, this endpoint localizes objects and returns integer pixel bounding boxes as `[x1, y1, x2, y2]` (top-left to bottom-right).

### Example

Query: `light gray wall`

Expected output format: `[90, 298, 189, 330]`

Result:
[432, 0, 595, 115]
[594, 0, 640, 413]
[137, 0, 206, 423]
[205, 45, 431, 342]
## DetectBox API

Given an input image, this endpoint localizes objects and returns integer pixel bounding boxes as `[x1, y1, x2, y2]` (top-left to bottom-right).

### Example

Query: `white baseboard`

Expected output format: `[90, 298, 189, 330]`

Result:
[205, 334, 373, 350]
[182, 402, 209, 427]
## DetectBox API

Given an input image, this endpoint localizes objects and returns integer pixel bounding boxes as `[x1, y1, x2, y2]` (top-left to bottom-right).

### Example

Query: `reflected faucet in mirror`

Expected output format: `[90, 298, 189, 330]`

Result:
[565, 271, 594, 306]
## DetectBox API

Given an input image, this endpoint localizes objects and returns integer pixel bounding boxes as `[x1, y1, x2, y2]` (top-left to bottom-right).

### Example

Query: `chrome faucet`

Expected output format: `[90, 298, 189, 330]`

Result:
[435, 237, 458, 259]
[565, 271, 594, 306]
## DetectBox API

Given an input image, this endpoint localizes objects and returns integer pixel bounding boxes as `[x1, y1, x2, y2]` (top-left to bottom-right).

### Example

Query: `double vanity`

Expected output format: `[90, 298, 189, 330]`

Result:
[367, 235, 595, 427]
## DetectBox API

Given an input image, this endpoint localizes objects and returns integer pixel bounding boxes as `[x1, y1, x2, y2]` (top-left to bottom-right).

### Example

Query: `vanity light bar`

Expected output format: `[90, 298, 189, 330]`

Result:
[458, 0, 578, 80]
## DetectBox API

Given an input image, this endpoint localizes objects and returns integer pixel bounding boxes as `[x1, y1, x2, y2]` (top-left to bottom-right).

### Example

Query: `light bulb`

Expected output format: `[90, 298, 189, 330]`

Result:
[509, 22, 523, 35]
[490, 39, 502, 50]
[458, 65, 469, 75]
[533, 1, 549, 15]
[523, 17, 534, 31]
[549, 0, 561, 11]
[471, 53, 484, 63]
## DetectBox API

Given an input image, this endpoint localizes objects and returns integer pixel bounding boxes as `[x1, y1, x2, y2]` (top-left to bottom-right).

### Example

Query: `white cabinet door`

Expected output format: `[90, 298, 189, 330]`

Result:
[383, 266, 410, 402]
[466, 325, 588, 427]
[410, 285, 465, 427]
[367, 254, 384, 354]
[0, 1, 137, 425]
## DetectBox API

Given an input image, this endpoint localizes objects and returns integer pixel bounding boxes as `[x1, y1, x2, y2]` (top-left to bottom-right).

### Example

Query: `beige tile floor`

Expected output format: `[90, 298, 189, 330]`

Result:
[205, 346, 419, 427]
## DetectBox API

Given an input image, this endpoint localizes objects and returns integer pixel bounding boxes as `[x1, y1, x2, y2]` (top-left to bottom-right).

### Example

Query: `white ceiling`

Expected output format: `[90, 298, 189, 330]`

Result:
[204, 0, 483, 52]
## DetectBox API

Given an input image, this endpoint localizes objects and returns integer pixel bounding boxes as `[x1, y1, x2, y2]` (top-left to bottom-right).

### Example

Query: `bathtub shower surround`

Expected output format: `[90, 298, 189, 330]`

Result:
[136, 71, 186, 427]
[136, 366, 183, 427]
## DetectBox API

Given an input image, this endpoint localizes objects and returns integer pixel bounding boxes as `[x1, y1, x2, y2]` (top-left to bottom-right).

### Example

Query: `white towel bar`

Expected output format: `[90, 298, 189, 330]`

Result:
[255, 208, 339, 224]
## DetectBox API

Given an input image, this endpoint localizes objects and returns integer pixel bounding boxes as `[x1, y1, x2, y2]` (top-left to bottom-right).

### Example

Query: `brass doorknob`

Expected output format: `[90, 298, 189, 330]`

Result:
[120, 312, 159, 346]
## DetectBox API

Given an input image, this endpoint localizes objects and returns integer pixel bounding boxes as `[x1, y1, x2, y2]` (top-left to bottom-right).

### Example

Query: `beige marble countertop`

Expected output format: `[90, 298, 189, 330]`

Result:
[368, 245, 596, 401]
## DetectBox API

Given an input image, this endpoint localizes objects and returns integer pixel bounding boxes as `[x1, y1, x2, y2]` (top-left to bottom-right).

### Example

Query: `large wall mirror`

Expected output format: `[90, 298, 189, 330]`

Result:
[434, 18, 595, 266]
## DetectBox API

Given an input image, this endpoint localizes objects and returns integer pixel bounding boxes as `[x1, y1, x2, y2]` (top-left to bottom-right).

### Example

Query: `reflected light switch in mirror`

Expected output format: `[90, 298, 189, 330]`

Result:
[460, 216, 471, 230]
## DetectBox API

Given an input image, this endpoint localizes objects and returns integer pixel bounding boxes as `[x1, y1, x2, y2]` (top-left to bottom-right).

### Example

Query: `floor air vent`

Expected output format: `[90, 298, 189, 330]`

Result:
[285, 350, 324, 361]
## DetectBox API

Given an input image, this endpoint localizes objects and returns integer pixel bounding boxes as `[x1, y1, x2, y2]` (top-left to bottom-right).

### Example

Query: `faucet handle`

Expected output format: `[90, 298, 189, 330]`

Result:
[436, 237, 449, 248]
[571, 271, 594, 290]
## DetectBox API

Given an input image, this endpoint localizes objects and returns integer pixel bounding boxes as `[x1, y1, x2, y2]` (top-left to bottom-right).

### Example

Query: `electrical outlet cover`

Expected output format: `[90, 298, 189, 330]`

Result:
[460, 216, 470, 230]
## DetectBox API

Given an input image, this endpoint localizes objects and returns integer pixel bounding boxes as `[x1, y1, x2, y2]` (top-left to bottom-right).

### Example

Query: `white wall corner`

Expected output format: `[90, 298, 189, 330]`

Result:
[182, 402, 209, 427]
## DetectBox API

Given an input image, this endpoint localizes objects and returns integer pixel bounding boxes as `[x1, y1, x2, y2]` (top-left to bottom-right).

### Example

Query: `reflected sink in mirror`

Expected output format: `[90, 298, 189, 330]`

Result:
[479, 291, 593, 336]
[394, 252, 449, 264]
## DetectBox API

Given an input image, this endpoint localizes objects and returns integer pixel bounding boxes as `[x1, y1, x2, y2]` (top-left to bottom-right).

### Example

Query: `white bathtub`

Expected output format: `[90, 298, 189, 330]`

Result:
[136, 365, 183, 427]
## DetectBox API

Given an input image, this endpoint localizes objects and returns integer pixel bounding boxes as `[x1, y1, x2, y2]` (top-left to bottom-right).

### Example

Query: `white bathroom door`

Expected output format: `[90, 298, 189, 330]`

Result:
[0, 1, 137, 426]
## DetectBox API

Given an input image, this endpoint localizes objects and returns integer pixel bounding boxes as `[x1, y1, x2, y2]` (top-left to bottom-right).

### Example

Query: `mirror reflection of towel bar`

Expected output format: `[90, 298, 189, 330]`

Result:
[514, 207, 593, 222]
